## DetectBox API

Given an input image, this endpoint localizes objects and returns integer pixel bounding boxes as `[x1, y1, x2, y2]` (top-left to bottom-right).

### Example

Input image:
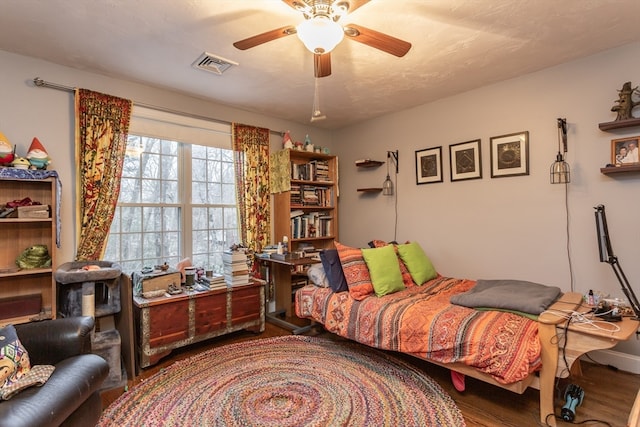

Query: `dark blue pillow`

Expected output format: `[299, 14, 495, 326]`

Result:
[320, 249, 348, 293]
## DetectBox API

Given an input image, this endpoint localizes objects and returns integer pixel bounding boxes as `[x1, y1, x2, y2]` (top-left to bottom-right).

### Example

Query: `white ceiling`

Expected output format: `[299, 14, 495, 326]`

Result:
[2, 0, 640, 130]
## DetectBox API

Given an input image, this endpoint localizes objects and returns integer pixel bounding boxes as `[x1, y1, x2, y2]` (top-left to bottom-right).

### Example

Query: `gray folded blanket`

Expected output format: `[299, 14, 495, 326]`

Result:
[449, 279, 562, 315]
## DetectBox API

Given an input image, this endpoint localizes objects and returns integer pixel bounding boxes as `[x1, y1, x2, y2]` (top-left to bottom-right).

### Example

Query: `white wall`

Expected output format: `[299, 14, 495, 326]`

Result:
[0, 49, 334, 265]
[334, 42, 640, 361]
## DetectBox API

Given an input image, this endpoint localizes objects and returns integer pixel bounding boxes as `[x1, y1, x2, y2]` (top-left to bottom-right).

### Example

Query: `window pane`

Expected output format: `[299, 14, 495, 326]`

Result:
[142, 180, 161, 203]
[162, 180, 178, 204]
[141, 153, 161, 179]
[121, 207, 141, 232]
[119, 178, 140, 203]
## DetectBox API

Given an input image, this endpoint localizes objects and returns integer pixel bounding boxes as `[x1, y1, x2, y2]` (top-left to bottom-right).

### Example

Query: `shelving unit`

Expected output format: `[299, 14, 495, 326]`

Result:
[273, 149, 338, 253]
[0, 170, 59, 326]
[356, 159, 384, 193]
[599, 117, 640, 176]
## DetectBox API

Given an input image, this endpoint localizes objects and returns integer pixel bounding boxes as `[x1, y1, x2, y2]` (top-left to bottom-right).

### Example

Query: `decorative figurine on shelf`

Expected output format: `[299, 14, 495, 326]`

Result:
[26, 137, 51, 170]
[16, 244, 52, 269]
[282, 130, 294, 149]
[11, 156, 30, 169]
[304, 134, 314, 152]
[0, 131, 15, 166]
[611, 81, 640, 121]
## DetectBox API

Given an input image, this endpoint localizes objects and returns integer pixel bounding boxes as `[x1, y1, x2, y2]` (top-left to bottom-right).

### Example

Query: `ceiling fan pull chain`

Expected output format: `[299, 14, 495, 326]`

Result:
[311, 77, 326, 122]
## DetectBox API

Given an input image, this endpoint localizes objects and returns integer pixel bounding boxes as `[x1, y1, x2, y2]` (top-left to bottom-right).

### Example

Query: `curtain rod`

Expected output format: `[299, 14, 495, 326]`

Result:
[33, 77, 284, 137]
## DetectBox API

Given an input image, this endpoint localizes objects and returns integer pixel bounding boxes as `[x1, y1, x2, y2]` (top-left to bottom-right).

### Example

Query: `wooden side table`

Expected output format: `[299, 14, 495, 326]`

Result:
[539, 298, 640, 426]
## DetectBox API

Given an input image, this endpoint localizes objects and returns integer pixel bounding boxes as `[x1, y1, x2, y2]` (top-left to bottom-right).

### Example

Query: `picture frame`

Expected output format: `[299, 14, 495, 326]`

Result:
[611, 135, 640, 165]
[415, 147, 443, 185]
[449, 139, 482, 182]
[490, 131, 529, 178]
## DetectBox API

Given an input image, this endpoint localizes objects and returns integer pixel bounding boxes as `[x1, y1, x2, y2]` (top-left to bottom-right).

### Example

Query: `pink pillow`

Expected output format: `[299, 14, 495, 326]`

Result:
[335, 242, 373, 300]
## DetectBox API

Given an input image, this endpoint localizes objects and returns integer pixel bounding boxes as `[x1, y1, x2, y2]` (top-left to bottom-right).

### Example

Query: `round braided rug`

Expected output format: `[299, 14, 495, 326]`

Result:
[99, 335, 465, 426]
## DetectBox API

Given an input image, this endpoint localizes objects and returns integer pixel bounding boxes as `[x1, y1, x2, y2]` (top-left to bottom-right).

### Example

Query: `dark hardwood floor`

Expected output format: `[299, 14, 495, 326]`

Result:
[102, 321, 639, 427]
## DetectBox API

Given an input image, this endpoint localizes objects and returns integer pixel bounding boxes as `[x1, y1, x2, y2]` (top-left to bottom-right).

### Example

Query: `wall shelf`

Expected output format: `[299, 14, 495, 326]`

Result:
[601, 164, 640, 175]
[357, 187, 382, 193]
[599, 117, 640, 131]
[355, 160, 384, 168]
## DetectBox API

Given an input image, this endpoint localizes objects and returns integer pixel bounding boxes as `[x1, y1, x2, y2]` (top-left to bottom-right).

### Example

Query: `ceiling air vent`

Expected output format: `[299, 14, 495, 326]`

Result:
[192, 52, 238, 75]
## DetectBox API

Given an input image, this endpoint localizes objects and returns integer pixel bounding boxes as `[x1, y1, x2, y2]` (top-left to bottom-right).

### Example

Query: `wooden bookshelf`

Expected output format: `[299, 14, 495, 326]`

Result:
[272, 149, 338, 253]
[0, 172, 58, 326]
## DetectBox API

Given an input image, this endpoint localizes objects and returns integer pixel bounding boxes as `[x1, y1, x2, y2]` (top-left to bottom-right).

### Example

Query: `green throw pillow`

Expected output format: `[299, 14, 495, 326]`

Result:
[361, 245, 405, 297]
[396, 242, 437, 285]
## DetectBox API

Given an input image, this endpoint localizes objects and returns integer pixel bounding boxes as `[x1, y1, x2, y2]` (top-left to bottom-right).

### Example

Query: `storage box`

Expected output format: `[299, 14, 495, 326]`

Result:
[134, 271, 181, 297]
[17, 205, 50, 218]
[0, 294, 42, 320]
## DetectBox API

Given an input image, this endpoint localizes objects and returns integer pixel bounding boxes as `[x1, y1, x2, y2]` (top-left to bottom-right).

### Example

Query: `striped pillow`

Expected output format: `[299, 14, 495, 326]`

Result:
[335, 242, 373, 300]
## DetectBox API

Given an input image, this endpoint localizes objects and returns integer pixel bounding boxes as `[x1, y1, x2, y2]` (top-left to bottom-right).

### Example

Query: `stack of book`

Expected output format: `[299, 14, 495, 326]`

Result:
[222, 251, 250, 287]
[207, 274, 226, 290]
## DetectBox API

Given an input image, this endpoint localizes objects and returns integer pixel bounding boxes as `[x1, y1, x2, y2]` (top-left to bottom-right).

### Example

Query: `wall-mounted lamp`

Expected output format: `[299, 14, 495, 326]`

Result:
[383, 150, 399, 196]
[550, 118, 570, 184]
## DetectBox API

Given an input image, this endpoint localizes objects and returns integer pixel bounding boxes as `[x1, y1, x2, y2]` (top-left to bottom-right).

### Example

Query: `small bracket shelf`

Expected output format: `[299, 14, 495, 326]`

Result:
[357, 188, 382, 193]
[599, 117, 640, 131]
[355, 160, 384, 168]
[601, 164, 640, 175]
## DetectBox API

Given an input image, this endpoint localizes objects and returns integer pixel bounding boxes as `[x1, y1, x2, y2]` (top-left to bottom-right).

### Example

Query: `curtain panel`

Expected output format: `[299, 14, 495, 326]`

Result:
[232, 123, 270, 254]
[75, 89, 132, 261]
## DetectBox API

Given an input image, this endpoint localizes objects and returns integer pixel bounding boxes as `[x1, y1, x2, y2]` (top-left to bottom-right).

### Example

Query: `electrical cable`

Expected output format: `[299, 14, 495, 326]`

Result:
[393, 167, 398, 242]
[563, 180, 575, 292]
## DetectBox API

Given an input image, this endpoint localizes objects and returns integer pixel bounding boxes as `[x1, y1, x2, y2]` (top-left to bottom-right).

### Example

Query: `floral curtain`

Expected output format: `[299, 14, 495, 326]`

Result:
[75, 89, 132, 261]
[232, 123, 270, 254]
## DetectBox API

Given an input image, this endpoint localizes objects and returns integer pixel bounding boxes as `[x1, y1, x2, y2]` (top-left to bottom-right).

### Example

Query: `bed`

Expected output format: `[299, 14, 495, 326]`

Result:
[294, 241, 584, 426]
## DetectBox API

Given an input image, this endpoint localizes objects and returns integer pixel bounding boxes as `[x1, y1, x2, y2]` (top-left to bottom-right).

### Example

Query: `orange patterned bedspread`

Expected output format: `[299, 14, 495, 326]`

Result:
[295, 276, 541, 384]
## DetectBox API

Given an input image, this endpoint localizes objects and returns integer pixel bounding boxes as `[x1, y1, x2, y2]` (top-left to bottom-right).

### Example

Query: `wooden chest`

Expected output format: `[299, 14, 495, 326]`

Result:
[133, 282, 264, 369]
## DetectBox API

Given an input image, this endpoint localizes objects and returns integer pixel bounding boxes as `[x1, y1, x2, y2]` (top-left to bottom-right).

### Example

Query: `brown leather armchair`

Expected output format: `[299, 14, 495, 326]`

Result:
[0, 316, 109, 427]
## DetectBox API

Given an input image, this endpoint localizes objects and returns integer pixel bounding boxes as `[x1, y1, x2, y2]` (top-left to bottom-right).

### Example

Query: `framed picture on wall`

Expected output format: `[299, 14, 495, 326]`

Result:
[611, 135, 640, 165]
[415, 147, 443, 185]
[449, 139, 482, 182]
[490, 131, 529, 178]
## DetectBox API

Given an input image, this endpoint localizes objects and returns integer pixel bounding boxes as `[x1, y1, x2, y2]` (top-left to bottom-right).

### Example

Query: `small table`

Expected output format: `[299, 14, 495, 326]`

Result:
[538, 301, 640, 426]
[256, 255, 320, 334]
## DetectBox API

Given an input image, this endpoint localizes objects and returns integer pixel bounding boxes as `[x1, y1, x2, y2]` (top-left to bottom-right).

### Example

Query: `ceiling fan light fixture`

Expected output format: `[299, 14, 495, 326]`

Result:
[297, 15, 344, 54]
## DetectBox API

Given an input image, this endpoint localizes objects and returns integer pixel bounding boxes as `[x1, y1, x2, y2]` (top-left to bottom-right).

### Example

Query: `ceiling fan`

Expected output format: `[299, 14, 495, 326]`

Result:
[233, 0, 412, 78]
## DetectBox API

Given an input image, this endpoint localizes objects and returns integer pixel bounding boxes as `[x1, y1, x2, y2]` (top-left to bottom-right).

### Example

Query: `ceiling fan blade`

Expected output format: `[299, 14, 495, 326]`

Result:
[314, 53, 332, 78]
[233, 26, 296, 50]
[343, 24, 411, 57]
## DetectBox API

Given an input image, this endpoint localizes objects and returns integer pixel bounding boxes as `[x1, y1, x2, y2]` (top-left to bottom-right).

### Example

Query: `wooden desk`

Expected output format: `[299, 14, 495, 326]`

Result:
[256, 255, 320, 333]
[538, 300, 640, 426]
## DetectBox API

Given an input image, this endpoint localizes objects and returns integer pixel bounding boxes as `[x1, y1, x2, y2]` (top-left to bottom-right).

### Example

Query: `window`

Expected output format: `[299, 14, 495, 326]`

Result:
[104, 133, 239, 274]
